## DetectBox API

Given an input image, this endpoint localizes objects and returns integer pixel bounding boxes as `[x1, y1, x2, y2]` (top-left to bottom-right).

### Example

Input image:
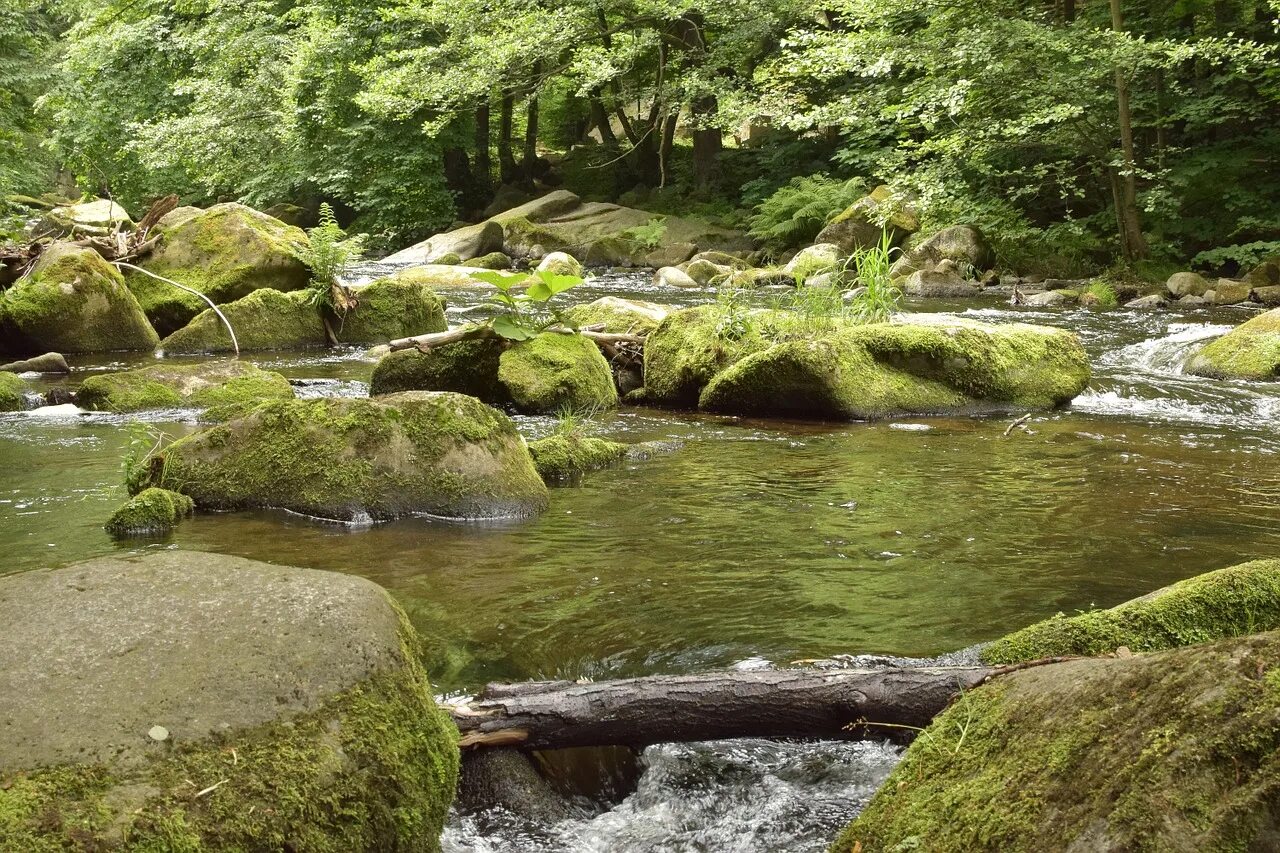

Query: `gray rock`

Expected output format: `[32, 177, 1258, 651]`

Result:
[684, 258, 732, 285]
[1241, 256, 1280, 288]
[815, 185, 918, 254]
[783, 243, 842, 277]
[1125, 294, 1167, 309]
[383, 219, 505, 264]
[1167, 271, 1211, 298]
[645, 242, 697, 268]
[903, 265, 981, 298]
[1179, 294, 1208, 306]
[1209, 279, 1252, 305]
[536, 251, 584, 277]
[655, 266, 700, 289]
[0, 352, 70, 374]
[1254, 285, 1280, 306]
[890, 224, 993, 278]
[1026, 289, 1075, 307]
[1043, 278, 1087, 291]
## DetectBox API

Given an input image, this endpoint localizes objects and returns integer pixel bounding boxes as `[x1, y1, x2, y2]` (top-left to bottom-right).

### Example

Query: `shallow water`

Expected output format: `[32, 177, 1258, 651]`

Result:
[2, 272, 1278, 850]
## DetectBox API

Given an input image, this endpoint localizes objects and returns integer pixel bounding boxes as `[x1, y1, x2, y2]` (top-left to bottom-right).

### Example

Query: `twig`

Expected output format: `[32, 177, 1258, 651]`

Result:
[1003, 414, 1032, 437]
[113, 262, 239, 356]
[194, 779, 228, 798]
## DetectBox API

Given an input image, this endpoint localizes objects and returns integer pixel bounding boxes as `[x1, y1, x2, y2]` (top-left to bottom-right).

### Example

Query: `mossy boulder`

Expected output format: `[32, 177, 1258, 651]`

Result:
[148, 392, 548, 521]
[370, 338, 510, 402]
[160, 289, 326, 354]
[890, 224, 994, 278]
[782, 243, 842, 281]
[982, 559, 1280, 664]
[536, 251, 584, 277]
[815, 185, 918, 254]
[336, 270, 448, 345]
[127, 203, 309, 336]
[104, 487, 194, 537]
[497, 332, 619, 414]
[1186, 307, 1280, 380]
[0, 243, 159, 354]
[0, 371, 27, 411]
[645, 309, 1089, 419]
[471, 251, 513, 270]
[1167, 270, 1212, 298]
[0, 551, 459, 852]
[528, 434, 628, 479]
[833, 630, 1280, 852]
[564, 296, 671, 335]
[77, 360, 294, 414]
[1242, 255, 1280, 288]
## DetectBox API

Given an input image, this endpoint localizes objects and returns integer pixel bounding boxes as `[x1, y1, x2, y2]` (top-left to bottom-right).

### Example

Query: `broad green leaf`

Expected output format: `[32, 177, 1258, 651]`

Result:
[469, 270, 526, 291]
[491, 315, 537, 341]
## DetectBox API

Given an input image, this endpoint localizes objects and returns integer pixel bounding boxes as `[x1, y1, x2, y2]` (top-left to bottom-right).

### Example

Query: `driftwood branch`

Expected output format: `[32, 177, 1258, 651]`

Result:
[449, 666, 996, 750]
[114, 262, 239, 356]
[389, 324, 646, 353]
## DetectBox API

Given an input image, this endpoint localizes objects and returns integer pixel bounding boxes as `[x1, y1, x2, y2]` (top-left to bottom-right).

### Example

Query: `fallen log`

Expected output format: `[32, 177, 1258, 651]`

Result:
[449, 666, 995, 750]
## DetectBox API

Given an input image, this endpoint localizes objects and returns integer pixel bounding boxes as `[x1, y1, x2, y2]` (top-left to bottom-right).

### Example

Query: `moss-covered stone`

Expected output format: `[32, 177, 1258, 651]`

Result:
[536, 251, 584, 277]
[528, 434, 628, 479]
[335, 269, 448, 345]
[471, 251, 513, 270]
[834, 630, 1280, 852]
[0, 371, 26, 411]
[497, 332, 619, 414]
[982, 559, 1280, 664]
[104, 487, 194, 537]
[148, 392, 548, 521]
[641, 305, 772, 408]
[0, 552, 459, 852]
[77, 360, 294, 414]
[564, 296, 671, 335]
[816, 185, 919, 253]
[370, 338, 509, 401]
[160, 289, 326, 354]
[1186, 307, 1280, 380]
[126, 203, 309, 336]
[0, 243, 159, 354]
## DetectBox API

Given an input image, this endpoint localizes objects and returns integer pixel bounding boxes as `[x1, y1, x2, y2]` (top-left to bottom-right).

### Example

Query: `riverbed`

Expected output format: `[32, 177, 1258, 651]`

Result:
[2, 271, 1278, 850]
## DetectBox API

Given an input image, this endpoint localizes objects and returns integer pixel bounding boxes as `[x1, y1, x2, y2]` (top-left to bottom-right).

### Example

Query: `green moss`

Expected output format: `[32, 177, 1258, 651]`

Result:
[0, 243, 159, 354]
[537, 252, 584, 277]
[335, 270, 448, 345]
[434, 252, 462, 265]
[104, 488, 193, 537]
[126, 203, 309, 336]
[564, 297, 671, 335]
[497, 332, 619, 414]
[370, 338, 509, 401]
[77, 361, 294, 414]
[834, 631, 1280, 852]
[0, 371, 26, 411]
[642, 305, 772, 407]
[471, 252, 513, 270]
[1187, 308, 1280, 380]
[982, 559, 1280, 664]
[160, 289, 326, 354]
[0, 611, 460, 852]
[528, 434, 628, 479]
[149, 393, 548, 521]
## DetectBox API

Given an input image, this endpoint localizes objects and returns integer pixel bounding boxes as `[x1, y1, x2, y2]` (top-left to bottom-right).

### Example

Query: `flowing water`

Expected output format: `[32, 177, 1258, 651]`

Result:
[3, 271, 1279, 851]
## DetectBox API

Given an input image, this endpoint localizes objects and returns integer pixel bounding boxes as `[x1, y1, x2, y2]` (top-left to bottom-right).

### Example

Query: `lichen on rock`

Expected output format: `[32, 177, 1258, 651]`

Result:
[528, 434, 628, 480]
[1186, 307, 1280, 380]
[104, 487, 194, 537]
[160, 289, 326, 354]
[76, 360, 294, 414]
[148, 392, 548, 521]
[336, 269, 448, 345]
[0, 243, 159, 355]
[497, 332, 619, 414]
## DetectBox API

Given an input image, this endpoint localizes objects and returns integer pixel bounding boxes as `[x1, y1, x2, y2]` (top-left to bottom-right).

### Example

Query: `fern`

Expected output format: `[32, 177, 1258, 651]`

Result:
[748, 175, 866, 253]
[300, 203, 366, 313]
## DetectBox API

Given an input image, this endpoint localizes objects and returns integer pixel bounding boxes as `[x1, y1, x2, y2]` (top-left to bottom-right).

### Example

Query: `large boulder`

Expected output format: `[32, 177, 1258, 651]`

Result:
[48, 198, 133, 235]
[77, 360, 294, 414]
[983, 559, 1280, 664]
[890, 224, 994, 278]
[536, 251, 584, 278]
[0, 243, 159, 354]
[643, 307, 1090, 419]
[0, 371, 27, 411]
[497, 332, 619, 414]
[0, 551, 458, 851]
[833, 629, 1280, 852]
[127, 203, 309, 336]
[337, 269, 448, 345]
[0, 352, 69, 373]
[815, 185, 919, 254]
[370, 338, 509, 402]
[1242, 255, 1280, 288]
[382, 220, 504, 265]
[146, 393, 548, 521]
[782, 243, 842, 281]
[902, 262, 982, 298]
[1186, 307, 1280, 380]
[564, 296, 671, 335]
[1167, 271, 1211, 298]
[159, 289, 326, 354]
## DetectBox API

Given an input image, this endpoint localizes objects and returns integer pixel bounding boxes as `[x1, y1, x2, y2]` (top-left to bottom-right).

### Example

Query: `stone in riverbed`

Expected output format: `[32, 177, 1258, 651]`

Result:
[0, 243, 159, 355]
[1242, 255, 1280, 288]
[1125, 293, 1167, 309]
[655, 266, 699, 289]
[336, 268, 448, 345]
[0, 551, 458, 851]
[536, 251, 584, 278]
[159, 288, 326, 354]
[902, 264, 981, 298]
[833, 628, 1280, 852]
[147, 392, 548, 521]
[0, 371, 27, 411]
[1186, 307, 1280, 380]
[370, 338, 510, 402]
[527, 434, 628, 480]
[815, 185, 918, 254]
[890, 224, 993, 278]
[1166, 270, 1211, 298]
[104, 487, 194, 537]
[0, 351, 70, 373]
[684, 258, 731, 286]
[76, 360, 294, 414]
[497, 332, 619, 414]
[564, 296, 671, 335]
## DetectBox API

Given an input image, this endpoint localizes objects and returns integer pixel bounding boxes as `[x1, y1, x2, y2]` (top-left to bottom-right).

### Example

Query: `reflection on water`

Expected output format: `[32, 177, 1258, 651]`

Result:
[2, 277, 1279, 850]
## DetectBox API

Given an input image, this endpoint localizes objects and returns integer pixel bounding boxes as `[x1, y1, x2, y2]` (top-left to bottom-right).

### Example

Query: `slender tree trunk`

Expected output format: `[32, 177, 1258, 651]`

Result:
[691, 96, 722, 191]
[474, 102, 492, 194]
[522, 62, 541, 179]
[589, 90, 618, 144]
[659, 112, 677, 188]
[1109, 0, 1148, 260]
[498, 93, 518, 184]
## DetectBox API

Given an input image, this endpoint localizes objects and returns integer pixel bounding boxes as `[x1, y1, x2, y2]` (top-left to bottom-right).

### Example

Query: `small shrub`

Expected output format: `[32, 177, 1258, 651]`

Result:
[843, 231, 902, 324]
[469, 268, 584, 341]
[622, 217, 667, 251]
[300, 203, 366, 313]
[748, 175, 865, 254]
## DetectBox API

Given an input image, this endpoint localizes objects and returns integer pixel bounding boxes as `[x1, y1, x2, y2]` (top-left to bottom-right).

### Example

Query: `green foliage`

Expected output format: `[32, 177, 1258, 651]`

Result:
[0, 0, 58, 203]
[748, 175, 865, 253]
[844, 233, 902, 324]
[1192, 241, 1280, 273]
[121, 421, 170, 496]
[1085, 281, 1119, 308]
[622, 217, 668, 251]
[301, 203, 365, 311]
[713, 283, 757, 342]
[469, 268, 583, 341]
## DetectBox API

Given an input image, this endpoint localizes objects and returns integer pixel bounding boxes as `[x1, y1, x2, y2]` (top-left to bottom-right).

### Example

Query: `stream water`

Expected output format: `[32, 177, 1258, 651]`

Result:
[3, 271, 1279, 851]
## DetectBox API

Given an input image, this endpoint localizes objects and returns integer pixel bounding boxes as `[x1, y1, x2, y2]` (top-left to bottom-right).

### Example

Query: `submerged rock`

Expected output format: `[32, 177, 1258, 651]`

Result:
[0, 351, 70, 374]
[1186, 307, 1280, 380]
[336, 269, 448, 345]
[815, 185, 918, 254]
[0, 371, 27, 411]
[565, 296, 671, 335]
[0, 551, 458, 850]
[982, 558, 1280, 664]
[148, 392, 548, 521]
[76, 360, 294, 414]
[104, 487, 194, 537]
[834, 629, 1280, 852]
[160, 289, 326, 354]
[497, 332, 619, 414]
[643, 307, 1090, 419]
[528, 434, 628, 479]
[126, 203, 309, 336]
[0, 243, 159, 354]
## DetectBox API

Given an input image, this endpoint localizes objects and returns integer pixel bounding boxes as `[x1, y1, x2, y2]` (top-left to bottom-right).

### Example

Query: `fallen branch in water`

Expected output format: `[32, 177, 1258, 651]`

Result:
[1003, 413, 1032, 437]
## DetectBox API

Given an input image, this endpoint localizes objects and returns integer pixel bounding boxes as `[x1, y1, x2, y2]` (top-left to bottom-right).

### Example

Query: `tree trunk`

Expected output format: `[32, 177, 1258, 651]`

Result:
[659, 113, 678, 188]
[498, 92, 518, 184]
[589, 90, 618, 145]
[691, 96, 722, 191]
[522, 62, 541, 180]
[1109, 0, 1148, 260]
[450, 666, 995, 750]
[474, 102, 492, 194]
